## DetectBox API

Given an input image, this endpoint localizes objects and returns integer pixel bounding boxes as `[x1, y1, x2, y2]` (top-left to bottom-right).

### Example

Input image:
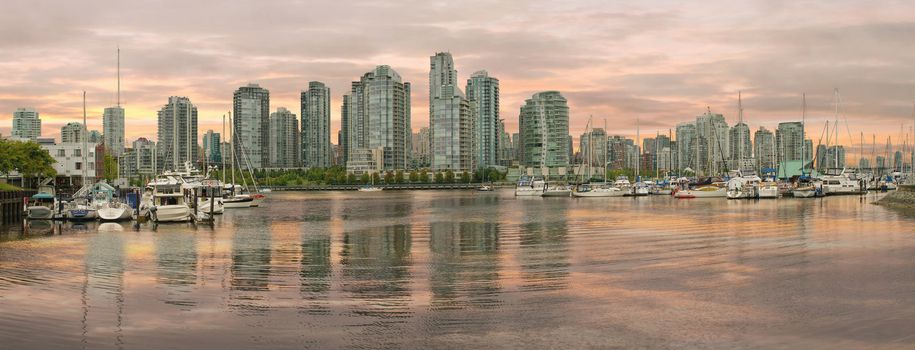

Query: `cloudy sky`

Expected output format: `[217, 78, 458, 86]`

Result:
[1, 0, 914, 152]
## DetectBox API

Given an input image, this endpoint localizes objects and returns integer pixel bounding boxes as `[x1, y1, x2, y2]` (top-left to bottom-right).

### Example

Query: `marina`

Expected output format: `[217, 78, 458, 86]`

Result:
[2, 190, 915, 349]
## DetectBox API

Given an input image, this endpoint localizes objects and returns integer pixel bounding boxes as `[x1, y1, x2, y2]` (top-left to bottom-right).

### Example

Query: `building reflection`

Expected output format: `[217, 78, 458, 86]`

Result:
[339, 223, 413, 348]
[229, 216, 272, 315]
[299, 232, 331, 315]
[82, 229, 126, 348]
[428, 221, 501, 309]
[517, 204, 570, 292]
[154, 231, 198, 307]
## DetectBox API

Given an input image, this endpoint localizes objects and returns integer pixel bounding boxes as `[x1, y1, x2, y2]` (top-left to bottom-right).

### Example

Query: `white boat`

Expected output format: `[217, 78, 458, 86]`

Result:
[629, 181, 650, 196]
[515, 176, 546, 196]
[726, 170, 763, 199]
[142, 175, 192, 222]
[613, 176, 632, 194]
[820, 168, 865, 196]
[674, 183, 727, 198]
[65, 197, 98, 221]
[541, 183, 572, 197]
[358, 186, 383, 192]
[477, 184, 494, 191]
[90, 181, 133, 221]
[572, 183, 625, 197]
[189, 179, 224, 214]
[26, 185, 57, 220]
[757, 181, 780, 198]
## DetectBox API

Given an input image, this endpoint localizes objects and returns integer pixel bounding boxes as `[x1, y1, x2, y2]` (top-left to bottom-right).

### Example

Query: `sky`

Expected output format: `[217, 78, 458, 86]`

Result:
[1, 0, 915, 155]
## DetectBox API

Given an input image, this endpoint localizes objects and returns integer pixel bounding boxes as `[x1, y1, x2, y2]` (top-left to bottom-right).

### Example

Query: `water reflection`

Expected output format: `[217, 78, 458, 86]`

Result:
[155, 231, 198, 307]
[299, 232, 331, 314]
[83, 229, 126, 349]
[517, 202, 570, 292]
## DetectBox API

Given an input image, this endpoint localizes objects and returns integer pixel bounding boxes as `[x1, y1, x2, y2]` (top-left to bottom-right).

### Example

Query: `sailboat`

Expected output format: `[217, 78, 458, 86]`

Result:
[573, 117, 625, 197]
[94, 181, 132, 221]
[358, 173, 384, 192]
[793, 93, 819, 198]
[65, 92, 99, 221]
[224, 112, 268, 206]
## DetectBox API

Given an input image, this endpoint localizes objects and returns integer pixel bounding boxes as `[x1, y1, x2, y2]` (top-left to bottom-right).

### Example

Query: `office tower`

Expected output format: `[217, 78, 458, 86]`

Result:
[121, 137, 157, 178]
[826, 146, 847, 169]
[695, 110, 729, 175]
[60, 122, 86, 143]
[301, 81, 331, 168]
[233, 83, 270, 169]
[102, 106, 125, 157]
[412, 127, 431, 168]
[342, 65, 412, 172]
[753, 127, 776, 171]
[497, 120, 513, 166]
[675, 123, 697, 172]
[429, 52, 475, 173]
[202, 130, 222, 164]
[466, 70, 500, 168]
[11, 107, 41, 140]
[776, 121, 805, 165]
[269, 107, 299, 168]
[156, 96, 198, 170]
[580, 127, 608, 174]
[729, 122, 751, 163]
[519, 91, 570, 168]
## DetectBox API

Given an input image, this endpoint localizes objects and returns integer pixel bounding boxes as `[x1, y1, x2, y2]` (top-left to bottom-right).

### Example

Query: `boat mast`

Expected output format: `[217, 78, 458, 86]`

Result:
[230, 111, 236, 189]
[82, 91, 88, 188]
[834, 89, 839, 171]
[738, 91, 744, 168]
[604, 119, 609, 182]
[801, 93, 806, 175]
[636, 116, 640, 181]
[222, 114, 226, 184]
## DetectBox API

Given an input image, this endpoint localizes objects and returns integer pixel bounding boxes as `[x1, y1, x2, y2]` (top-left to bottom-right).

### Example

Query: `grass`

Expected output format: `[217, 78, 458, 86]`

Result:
[0, 182, 23, 191]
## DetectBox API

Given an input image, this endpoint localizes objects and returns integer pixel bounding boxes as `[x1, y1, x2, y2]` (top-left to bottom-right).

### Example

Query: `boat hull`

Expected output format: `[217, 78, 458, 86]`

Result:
[541, 190, 571, 197]
[98, 206, 132, 221]
[675, 189, 727, 199]
[26, 206, 54, 220]
[223, 196, 254, 208]
[793, 190, 817, 198]
[66, 209, 98, 221]
[197, 198, 224, 214]
[572, 190, 625, 197]
[151, 205, 191, 222]
[514, 188, 543, 196]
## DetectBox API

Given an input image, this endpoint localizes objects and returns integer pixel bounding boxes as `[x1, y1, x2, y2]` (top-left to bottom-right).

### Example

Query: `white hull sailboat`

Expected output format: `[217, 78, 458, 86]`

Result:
[98, 202, 132, 221]
[674, 184, 727, 198]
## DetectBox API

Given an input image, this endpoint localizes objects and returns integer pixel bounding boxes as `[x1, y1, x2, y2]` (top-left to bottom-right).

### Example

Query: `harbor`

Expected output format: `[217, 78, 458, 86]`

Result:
[3, 190, 915, 349]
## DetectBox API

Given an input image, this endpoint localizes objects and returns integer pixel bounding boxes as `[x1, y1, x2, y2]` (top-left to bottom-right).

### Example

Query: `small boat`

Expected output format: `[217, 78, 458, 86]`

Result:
[757, 181, 780, 198]
[820, 168, 866, 196]
[65, 197, 98, 221]
[726, 170, 762, 199]
[541, 183, 572, 197]
[477, 184, 494, 191]
[515, 176, 545, 196]
[572, 183, 625, 197]
[358, 186, 383, 192]
[629, 182, 650, 196]
[91, 181, 132, 221]
[26, 185, 57, 220]
[674, 183, 727, 198]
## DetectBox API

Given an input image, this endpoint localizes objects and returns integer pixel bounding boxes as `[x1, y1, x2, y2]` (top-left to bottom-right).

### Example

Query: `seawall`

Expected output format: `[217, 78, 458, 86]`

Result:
[875, 185, 915, 209]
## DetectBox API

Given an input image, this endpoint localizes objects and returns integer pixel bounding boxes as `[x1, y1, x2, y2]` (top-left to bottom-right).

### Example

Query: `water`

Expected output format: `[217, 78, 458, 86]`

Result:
[1, 191, 915, 349]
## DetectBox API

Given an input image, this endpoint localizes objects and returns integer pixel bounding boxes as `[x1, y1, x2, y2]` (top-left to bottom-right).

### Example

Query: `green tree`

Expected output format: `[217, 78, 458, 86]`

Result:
[408, 171, 418, 182]
[420, 170, 429, 183]
[434, 172, 444, 183]
[0, 139, 56, 188]
[348, 174, 357, 184]
[360, 173, 370, 184]
[372, 172, 381, 184]
[444, 170, 455, 183]
[102, 154, 118, 182]
[395, 170, 404, 183]
[460, 171, 470, 183]
[384, 172, 394, 183]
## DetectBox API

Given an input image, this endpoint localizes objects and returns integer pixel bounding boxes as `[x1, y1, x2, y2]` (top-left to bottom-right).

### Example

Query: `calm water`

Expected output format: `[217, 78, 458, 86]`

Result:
[1, 191, 915, 349]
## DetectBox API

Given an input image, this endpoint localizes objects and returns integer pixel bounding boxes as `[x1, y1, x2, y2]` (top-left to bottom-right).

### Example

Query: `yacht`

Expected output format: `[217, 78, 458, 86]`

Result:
[757, 181, 780, 198]
[674, 182, 728, 198]
[572, 182, 625, 197]
[792, 176, 820, 198]
[613, 176, 633, 194]
[191, 179, 225, 214]
[357, 185, 384, 192]
[25, 185, 57, 220]
[515, 176, 546, 196]
[726, 170, 763, 199]
[223, 183, 256, 207]
[541, 183, 572, 197]
[65, 195, 98, 221]
[91, 182, 132, 221]
[820, 168, 865, 196]
[142, 175, 192, 222]
[629, 181, 650, 196]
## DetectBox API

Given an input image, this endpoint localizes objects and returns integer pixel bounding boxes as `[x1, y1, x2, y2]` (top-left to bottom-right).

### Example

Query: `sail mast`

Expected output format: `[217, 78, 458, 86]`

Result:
[801, 93, 806, 175]
[82, 91, 88, 187]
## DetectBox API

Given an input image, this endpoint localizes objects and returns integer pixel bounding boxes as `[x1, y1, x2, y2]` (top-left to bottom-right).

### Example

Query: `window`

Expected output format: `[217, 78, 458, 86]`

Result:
[57, 149, 65, 156]
[73, 149, 81, 157]
[75, 162, 82, 170]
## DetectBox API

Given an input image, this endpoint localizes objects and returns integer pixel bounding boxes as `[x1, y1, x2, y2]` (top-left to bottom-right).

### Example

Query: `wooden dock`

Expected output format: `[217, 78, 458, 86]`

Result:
[0, 190, 35, 224]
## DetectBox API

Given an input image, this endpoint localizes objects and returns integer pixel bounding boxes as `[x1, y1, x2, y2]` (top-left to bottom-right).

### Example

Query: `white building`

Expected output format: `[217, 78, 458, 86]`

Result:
[60, 122, 86, 144]
[12, 107, 41, 140]
[157, 96, 198, 171]
[233, 84, 270, 169]
[42, 142, 99, 183]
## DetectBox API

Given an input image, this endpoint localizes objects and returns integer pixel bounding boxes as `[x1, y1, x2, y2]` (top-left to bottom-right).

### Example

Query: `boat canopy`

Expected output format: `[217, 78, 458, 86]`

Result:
[32, 193, 55, 200]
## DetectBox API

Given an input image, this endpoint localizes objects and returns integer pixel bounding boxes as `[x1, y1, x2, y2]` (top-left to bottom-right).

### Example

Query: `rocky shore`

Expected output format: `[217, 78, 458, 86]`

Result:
[876, 184, 915, 209]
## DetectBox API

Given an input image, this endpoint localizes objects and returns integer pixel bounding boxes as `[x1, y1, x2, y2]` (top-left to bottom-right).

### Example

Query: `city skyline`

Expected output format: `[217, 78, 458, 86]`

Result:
[1, 1, 914, 149]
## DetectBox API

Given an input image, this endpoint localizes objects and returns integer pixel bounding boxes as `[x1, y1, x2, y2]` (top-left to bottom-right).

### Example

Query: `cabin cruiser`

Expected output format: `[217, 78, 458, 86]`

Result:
[541, 183, 573, 197]
[820, 168, 865, 196]
[613, 176, 633, 194]
[757, 181, 780, 198]
[629, 181, 650, 196]
[726, 170, 763, 199]
[674, 182, 727, 198]
[142, 175, 192, 222]
[572, 182, 625, 197]
[514, 176, 546, 196]
[185, 179, 225, 214]
[25, 185, 57, 220]
[357, 185, 384, 192]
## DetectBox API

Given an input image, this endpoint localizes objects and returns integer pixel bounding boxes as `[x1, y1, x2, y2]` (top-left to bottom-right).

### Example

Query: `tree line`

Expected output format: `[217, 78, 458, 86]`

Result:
[0, 139, 56, 189]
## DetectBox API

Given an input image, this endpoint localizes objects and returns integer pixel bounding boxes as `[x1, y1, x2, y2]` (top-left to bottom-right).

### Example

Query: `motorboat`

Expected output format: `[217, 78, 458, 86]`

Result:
[629, 181, 650, 196]
[572, 183, 625, 197]
[541, 183, 572, 197]
[757, 181, 780, 198]
[189, 179, 224, 214]
[357, 186, 383, 192]
[820, 168, 865, 196]
[25, 185, 57, 220]
[726, 170, 763, 199]
[515, 176, 546, 196]
[674, 183, 727, 198]
[613, 176, 633, 194]
[477, 184, 494, 192]
[142, 175, 192, 222]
